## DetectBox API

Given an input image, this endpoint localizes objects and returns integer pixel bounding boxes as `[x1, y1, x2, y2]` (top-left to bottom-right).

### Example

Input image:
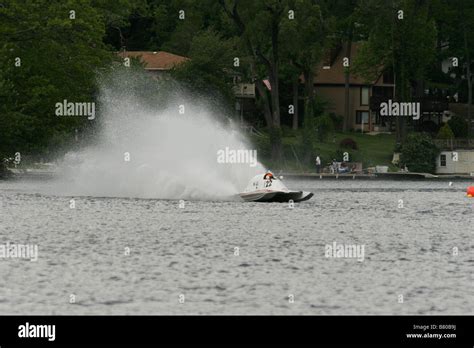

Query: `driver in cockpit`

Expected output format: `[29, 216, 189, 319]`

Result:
[263, 172, 275, 182]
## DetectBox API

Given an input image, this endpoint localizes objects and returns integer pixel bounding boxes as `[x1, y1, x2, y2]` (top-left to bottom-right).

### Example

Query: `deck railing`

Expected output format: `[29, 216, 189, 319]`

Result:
[369, 96, 449, 112]
[433, 138, 474, 150]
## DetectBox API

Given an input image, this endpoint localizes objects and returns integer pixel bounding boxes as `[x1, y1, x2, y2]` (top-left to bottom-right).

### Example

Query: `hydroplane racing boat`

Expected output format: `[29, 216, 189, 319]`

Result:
[239, 173, 313, 202]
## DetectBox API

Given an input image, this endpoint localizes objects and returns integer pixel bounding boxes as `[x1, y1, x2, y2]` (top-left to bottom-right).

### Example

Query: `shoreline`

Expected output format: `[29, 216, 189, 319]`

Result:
[2, 170, 474, 181]
[281, 172, 474, 181]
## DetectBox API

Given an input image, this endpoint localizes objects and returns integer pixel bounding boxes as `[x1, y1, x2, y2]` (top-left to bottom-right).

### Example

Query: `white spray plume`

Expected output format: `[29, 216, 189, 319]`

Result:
[57, 69, 265, 200]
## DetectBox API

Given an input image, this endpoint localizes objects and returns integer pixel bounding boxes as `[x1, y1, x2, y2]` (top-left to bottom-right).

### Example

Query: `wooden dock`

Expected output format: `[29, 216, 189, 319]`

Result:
[280, 172, 474, 181]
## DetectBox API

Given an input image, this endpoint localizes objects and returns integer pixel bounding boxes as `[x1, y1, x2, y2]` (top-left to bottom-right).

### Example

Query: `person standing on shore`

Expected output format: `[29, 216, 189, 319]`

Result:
[332, 159, 338, 174]
[315, 156, 321, 173]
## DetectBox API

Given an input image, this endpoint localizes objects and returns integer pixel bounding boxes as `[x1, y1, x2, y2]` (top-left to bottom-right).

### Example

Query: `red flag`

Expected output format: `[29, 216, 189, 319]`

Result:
[263, 79, 271, 91]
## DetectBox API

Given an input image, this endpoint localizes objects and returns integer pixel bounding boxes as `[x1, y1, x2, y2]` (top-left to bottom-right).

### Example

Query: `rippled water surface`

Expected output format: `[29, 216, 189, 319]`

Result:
[0, 179, 472, 314]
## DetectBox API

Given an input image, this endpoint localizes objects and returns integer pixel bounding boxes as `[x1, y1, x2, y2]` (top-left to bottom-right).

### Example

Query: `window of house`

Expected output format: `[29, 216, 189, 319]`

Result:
[360, 87, 369, 106]
[356, 111, 369, 124]
[440, 154, 446, 167]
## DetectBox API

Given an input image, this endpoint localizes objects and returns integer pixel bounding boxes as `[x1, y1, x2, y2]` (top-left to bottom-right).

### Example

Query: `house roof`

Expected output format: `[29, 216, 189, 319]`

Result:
[313, 42, 383, 85]
[117, 51, 189, 70]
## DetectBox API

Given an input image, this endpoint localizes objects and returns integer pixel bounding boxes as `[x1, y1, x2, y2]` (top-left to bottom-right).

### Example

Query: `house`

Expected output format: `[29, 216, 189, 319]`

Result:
[434, 139, 474, 174]
[312, 43, 453, 133]
[436, 150, 474, 174]
[117, 50, 189, 77]
[231, 72, 257, 125]
[312, 42, 395, 132]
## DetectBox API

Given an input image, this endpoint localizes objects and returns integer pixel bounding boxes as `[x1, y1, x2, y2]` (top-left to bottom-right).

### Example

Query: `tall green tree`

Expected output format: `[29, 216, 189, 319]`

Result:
[0, 0, 124, 159]
[220, 0, 287, 163]
[280, 0, 330, 131]
[439, 0, 474, 137]
[353, 0, 437, 143]
[325, 0, 361, 131]
[170, 29, 238, 106]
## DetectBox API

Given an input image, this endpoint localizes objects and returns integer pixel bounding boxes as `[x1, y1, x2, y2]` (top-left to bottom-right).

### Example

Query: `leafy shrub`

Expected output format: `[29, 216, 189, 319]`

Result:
[400, 133, 440, 173]
[339, 137, 358, 150]
[437, 123, 454, 139]
[448, 114, 469, 138]
[314, 114, 334, 142]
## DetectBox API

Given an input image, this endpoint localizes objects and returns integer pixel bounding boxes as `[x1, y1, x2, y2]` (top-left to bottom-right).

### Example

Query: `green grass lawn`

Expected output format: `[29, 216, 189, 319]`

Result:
[313, 132, 396, 168]
[253, 130, 397, 172]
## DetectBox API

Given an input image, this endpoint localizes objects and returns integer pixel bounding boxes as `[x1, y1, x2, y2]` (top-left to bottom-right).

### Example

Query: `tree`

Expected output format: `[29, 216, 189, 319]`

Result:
[353, 0, 437, 143]
[448, 114, 469, 138]
[220, 0, 286, 163]
[437, 123, 454, 139]
[314, 113, 334, 142]
[458, 0, 474, 138]
[97, 0, 142, 48]
[170, 29, 238, 106]
[280, 0, 330, 130]
[440, 0, 474, 138]
[0, 0, 120, 159]
[325, 0, 360, 132]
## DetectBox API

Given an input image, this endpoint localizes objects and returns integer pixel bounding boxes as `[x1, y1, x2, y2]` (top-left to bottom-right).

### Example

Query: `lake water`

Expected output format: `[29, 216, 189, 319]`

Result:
[0, 178, 472, 315]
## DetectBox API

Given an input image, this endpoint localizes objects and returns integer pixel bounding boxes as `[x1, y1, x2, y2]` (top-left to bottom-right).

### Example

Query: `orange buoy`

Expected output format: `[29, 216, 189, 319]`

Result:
[467, 186, 474, 197]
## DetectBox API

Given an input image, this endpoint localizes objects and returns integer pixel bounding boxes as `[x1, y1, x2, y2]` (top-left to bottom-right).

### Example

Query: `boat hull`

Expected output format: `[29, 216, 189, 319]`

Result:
[239, 190, 313, 202]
